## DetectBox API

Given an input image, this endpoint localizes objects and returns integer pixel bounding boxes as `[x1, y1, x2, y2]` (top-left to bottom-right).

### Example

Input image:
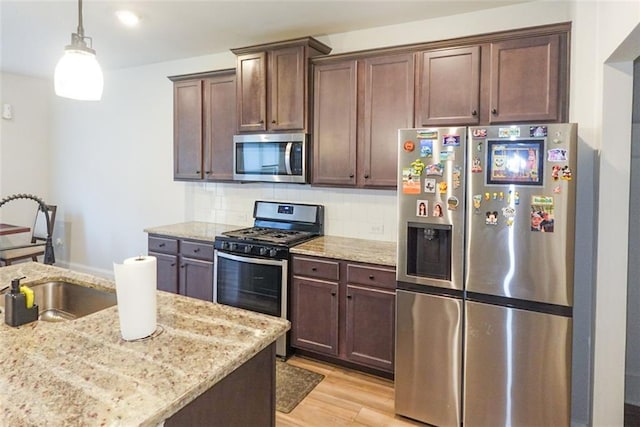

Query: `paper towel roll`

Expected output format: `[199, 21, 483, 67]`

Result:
[113, 255, 157, 341]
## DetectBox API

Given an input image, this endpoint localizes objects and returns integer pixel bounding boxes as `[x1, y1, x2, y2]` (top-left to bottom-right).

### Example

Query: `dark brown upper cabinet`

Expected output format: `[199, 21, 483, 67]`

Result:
[416, 46, 481, 126]
[169, 70, 236, 182]
[232, 37, 331, 133]
[312, 52, 414, 189]
[487, 34, 563, 123]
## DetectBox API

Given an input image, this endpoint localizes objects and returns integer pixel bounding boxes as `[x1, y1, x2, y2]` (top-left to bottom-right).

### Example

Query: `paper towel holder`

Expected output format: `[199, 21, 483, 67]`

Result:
[121, 324, 164, 342]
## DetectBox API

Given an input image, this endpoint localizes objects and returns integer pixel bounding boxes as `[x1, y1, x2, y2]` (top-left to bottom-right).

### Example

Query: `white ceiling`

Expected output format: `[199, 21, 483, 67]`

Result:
[1, 0, 532, 78]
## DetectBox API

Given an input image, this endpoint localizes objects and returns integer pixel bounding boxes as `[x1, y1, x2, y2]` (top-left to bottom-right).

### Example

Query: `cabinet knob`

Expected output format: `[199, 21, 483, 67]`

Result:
[196, 170, 201, 174]
[369, 275, 375, 280]
[259, 119, 264, 124]
[194, 248, 200, 253]
[271, 120, 276, 124]
[491, 108, 497, 115]
[159, 243, 166, 247]
[471, 110, 478, 116]
[180, 264, 185, 268]
[364, 174, 369, 179]
[311, 267, 317, 271]
[170, 263, 176, 267]
[205, 171, 211, 175]
[349, 174, 355, 178]
[331, 291, 336, 296]
[347, 294, 352, 299]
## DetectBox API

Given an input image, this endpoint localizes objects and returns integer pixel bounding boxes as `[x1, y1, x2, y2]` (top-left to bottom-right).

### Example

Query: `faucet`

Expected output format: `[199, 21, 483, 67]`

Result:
[0, 193, 55, 265]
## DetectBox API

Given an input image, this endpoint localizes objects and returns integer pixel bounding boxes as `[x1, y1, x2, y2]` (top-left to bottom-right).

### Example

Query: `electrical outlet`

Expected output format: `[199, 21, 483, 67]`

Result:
[370, 224, 384, 234]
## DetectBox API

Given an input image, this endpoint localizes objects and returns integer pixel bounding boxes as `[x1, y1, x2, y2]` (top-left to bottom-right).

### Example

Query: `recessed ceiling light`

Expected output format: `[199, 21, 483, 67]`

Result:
[115, 10, 139, 27]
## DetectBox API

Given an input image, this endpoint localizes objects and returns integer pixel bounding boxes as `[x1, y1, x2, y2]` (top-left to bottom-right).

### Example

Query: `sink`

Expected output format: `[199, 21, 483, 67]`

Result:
[0, 281, 116, 322]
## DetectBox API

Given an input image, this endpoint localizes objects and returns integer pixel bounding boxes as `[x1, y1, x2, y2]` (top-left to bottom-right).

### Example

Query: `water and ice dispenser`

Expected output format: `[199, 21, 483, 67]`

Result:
[406, 223, 452, 281]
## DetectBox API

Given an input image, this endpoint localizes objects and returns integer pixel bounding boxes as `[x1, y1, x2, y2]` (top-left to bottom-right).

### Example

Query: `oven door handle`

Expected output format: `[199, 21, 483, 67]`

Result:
[215, 250, 287, 267]
[284, 142, 293, 175]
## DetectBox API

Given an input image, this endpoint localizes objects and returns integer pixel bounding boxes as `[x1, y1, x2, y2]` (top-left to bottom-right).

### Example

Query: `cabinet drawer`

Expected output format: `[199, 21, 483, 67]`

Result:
[293, 256, 339, 281]
[181, 240, 214, 261]
[148, 236, 179, 254]
[347, 264, 396, 290]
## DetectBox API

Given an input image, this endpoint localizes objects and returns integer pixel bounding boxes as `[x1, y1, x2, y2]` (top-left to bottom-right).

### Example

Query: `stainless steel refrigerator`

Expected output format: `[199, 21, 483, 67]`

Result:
[395, 123, 576, 426]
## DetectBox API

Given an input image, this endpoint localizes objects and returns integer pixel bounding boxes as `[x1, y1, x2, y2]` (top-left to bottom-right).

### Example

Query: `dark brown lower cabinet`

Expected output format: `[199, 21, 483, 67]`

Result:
[291, 255, 395, 374]
[147, 235, 214, 302]
[166, 343, 275, 426]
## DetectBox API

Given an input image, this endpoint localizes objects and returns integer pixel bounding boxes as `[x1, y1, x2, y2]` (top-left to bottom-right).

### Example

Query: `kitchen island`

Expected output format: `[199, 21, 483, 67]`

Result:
[0, 263, 289, 426]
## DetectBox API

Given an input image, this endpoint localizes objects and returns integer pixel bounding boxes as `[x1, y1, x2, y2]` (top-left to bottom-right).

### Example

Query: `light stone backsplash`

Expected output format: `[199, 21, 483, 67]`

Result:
[186, 182, 398, 242]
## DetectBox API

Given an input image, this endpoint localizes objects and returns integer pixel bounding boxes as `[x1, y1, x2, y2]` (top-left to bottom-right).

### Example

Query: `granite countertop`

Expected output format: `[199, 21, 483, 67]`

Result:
[144, 221, 241, 242]
[291, 236, 397, 267]
[0, 263, 289, 426]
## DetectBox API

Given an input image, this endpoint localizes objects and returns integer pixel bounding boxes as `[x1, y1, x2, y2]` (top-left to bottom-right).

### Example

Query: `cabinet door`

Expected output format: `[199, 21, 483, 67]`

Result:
[360, 53, 414, 188]
[173, 80, 203, 180]
[236, 52, 267, 132]
[416, 46, 480, 126]
[345, 284, 395, 372]
[150, 251, 179, 294]
[268, 46, 305, 131]
[291, 277, 339, 356]
[179, 257, 214, 301]
[312, 60, 358, 186]
[489, 34, 561, 123]
[204, 72, 236, 181]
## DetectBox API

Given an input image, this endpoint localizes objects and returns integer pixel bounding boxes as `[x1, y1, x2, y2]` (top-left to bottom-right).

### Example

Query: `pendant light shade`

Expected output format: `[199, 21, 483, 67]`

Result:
[54, 0, 103, 101]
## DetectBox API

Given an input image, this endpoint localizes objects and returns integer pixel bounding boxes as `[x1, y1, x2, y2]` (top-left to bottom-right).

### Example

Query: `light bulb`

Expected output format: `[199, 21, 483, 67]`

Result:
[54, 49, 104, 101]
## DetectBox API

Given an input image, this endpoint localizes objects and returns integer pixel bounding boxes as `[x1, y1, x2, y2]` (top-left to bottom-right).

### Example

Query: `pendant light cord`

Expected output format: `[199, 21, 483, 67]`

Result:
[77, 0, 84, 38]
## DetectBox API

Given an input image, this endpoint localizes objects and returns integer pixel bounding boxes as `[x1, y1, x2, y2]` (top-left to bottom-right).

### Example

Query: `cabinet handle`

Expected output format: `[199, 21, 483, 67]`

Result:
[205, 171, 211, 175]
[471, 110, 478, 116]
[193, 248, 200, 253]
[331, 291, 336, 296]
[271, 120, 276, 124]
[491, 108, 497, 115]
[180, 264, 185, 268]
[196, 170, 201, 174]
[364, 174, 369, 179]
[170, 263, 176, 267]
[369, 275, 375, 280]
[349, 174, 355, 178]
[159, 243, 165, 247]
[259, 119, 264, 124]
[311, 267, 317, 271]
[347, 294, 352, 299]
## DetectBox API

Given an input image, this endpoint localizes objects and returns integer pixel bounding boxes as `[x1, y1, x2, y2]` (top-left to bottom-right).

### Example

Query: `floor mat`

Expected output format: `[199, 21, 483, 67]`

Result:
[276, 360, 325, 413]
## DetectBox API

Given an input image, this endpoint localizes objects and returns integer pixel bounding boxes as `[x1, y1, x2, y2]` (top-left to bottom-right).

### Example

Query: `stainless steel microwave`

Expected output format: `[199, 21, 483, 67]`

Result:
[233, 133, 308, 183]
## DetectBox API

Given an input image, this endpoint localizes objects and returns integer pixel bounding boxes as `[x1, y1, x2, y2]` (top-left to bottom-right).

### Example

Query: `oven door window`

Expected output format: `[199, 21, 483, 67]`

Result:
[215, 252, 284, 317]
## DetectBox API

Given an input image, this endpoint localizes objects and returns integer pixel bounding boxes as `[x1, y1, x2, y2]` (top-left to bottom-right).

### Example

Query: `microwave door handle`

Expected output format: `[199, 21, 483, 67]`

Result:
[285, 142, 293, 175]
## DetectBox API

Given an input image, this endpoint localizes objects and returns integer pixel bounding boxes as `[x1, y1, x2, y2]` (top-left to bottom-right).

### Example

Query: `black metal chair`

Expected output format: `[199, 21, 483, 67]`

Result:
[0, 205, 56, 266]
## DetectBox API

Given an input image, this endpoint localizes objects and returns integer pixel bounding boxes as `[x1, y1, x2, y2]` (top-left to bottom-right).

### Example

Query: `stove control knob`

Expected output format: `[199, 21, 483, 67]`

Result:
[229, 243, 237, 251]
[220, 241, 229, 250]
[269, 248, 278, 258]
[244, 245, 253, 254]
[259, 247, 268, 256]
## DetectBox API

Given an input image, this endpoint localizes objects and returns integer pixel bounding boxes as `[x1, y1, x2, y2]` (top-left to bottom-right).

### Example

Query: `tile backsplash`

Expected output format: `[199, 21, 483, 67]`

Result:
[186, 182, 397, 242]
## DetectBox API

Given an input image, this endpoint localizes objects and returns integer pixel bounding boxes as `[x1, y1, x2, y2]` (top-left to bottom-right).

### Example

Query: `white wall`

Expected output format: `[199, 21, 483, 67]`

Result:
[0, 72, 52, 248]
[4, 0, 640, 424]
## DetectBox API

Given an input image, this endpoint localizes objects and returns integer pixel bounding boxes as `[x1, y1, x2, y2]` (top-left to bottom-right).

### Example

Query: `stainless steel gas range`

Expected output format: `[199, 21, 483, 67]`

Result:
[213, 201, 324, 358]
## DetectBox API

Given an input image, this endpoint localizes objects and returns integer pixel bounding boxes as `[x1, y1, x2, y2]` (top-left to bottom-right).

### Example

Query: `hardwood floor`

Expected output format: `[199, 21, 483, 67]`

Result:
[276, 356, 424, 426]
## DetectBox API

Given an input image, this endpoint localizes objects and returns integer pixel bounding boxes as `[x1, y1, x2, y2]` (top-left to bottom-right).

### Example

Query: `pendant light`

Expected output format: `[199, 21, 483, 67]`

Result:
[54, 0, 103, 101]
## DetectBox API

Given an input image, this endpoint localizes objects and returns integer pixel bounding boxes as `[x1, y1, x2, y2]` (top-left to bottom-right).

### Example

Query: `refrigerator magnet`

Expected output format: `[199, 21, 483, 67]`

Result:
[410, 158, 426, 175]
[471, 157, 482, 173]
[420, 140, 433, 157]
[548, 148, 568, 162]
[530, 207, 554, 232]
[561, 166, 573, 180]
[553, 185, 562, 194]
[425, 163, 444, 176]
[442, 134, 460, 146]
[424, 178, 436, 193]
[438, 181, 448, 194]
[417, 200, 429, 217]
[417, 130, 438, 139]
[433, 203, 444, 217]
[551, 165, 562, 181]
[447, 196, 459, 211]
[485, 211, 498, 225]
[440, 150, 455, 161]
[452, 166, 462, 189]
[502, 206, 516, 227]
[472, 128, 487, 137]
[401, 168, 421, 194]
[473, 195, 482, 213]
[403, 140, 415, 152]
[530, 126, 548, 137]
